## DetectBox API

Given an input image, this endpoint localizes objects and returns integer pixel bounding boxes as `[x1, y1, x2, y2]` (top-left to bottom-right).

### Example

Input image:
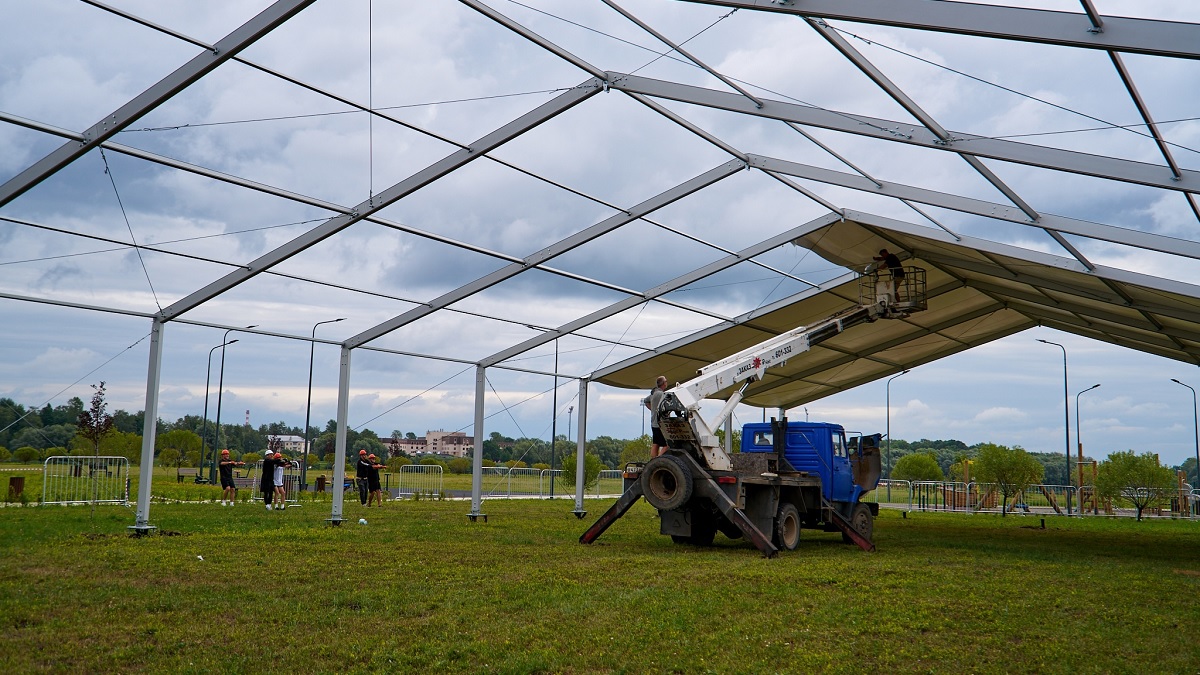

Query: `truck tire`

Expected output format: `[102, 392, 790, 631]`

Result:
[641, 454, 693, 511]
[841, 503, 873, 544]
[773, 502, 801, 551]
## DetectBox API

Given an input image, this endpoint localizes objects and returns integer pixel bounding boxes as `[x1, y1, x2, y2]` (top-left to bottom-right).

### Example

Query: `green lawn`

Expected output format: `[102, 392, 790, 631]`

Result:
[1, 499, 1197, 673]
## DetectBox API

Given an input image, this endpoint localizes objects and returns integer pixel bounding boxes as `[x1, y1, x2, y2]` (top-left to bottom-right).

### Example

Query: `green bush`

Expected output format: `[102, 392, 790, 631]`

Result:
[893, 452, 944, 482]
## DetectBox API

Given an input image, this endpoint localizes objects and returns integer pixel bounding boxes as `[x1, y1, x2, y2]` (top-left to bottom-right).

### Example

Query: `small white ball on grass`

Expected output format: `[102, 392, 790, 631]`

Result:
[358, 518, 367, 525]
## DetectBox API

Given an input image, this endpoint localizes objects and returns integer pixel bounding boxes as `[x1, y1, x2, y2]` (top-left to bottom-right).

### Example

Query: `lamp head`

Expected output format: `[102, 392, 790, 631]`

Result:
[1172, 378, 1182, 384]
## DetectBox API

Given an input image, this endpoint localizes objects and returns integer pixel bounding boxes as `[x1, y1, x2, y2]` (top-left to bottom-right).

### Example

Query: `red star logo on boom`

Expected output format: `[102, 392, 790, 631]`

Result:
[752, 357, 762, 369]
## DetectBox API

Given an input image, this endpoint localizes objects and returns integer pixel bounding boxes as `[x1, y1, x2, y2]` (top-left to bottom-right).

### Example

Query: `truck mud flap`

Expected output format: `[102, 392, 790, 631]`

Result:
[579, 480, 644, 545]
[828, 504, 875, 552]
[682, 455, 779, 558]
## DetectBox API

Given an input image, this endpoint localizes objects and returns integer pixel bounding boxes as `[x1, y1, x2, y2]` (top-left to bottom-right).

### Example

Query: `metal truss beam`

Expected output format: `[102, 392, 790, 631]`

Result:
[0, 0, 317, 209]
[479, 212, 844, 367]
[804, 18, 1106, 271]
[917, 250, 1200, 326]
[676, 0, 1200, 60]
[964, 280, 1200, 350]
[601, 0, 763, 108]
[1029, 312, 1200, 364]
[609, 73, 1200, 193]
[459, 0, 608, 79]
[590, 269, 862, 380]
[159, 79, 602, 320]
[748, 155, 1200, 261]
[346, 159, 746, 348]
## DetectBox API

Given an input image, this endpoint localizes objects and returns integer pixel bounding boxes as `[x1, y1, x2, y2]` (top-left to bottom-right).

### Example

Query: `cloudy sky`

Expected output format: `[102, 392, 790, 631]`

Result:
[1, 0, 1198, 468]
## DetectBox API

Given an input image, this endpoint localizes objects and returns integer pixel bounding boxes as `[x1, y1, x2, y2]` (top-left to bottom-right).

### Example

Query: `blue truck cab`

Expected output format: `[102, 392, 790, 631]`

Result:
[741, 421, 882, 506]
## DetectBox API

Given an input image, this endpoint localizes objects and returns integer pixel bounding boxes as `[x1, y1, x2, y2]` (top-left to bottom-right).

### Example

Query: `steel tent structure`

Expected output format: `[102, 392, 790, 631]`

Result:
[0, 1, 1197, 530]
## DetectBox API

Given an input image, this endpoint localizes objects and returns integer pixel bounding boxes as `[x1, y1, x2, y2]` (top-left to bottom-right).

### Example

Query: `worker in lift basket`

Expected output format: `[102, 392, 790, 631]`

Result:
[873, 248, 905, 303]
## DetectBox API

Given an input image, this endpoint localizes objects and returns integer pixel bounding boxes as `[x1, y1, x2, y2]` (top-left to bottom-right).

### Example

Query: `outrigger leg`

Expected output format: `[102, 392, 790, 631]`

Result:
[579, 481, 644, 545]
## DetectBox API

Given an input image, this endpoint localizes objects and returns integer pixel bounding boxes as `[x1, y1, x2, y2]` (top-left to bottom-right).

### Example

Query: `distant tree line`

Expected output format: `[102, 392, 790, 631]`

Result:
[1, 396, 1195, 491]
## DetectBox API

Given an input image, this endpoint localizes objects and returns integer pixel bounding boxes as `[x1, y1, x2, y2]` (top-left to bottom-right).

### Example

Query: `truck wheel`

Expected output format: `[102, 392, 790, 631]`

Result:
[774, 502, 801, 551]
[641, 455, 693, 511]
[841, 503, 873, 543]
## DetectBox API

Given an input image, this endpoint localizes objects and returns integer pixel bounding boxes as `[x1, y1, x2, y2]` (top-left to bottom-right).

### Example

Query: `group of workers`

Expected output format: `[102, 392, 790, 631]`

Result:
[213, 449, 300, 510]
[356, 449, 386, 507]
[216, 448, 387, 509]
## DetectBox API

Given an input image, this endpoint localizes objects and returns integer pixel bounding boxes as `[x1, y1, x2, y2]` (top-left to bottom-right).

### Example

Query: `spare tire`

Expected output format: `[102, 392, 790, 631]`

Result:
[641, 454, 693, 511]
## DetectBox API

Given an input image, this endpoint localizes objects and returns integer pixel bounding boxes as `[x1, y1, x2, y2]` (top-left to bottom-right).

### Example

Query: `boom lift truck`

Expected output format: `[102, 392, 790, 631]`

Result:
[581, 265, 926, 557]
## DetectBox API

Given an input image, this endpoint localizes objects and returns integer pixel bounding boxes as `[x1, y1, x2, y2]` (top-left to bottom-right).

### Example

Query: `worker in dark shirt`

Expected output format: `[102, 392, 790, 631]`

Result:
[355, 449, 372, 506]
[873, 248, 905, 301]
[259, 453, 277, 510]
[218, 449, 245, 507]
[367, 454, 385, 507]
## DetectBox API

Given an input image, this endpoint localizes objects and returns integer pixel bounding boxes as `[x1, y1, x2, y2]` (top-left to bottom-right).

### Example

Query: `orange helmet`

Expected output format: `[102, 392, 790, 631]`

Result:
[220, 449, 230, 456]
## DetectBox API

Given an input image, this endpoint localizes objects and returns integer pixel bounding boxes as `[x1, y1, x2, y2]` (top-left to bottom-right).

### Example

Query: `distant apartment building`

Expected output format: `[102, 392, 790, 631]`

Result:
[385, 430, 474, 458]
[426, 430, 473, 457]
[270, 434, 306, 454]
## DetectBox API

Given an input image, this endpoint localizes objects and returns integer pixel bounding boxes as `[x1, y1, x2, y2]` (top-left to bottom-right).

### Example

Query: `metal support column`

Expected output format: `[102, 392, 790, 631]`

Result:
[573, 378, 589, 518]
[130, 318, 165, 535]
[328, 346, 351, 525]
[469, 365, 487, 522]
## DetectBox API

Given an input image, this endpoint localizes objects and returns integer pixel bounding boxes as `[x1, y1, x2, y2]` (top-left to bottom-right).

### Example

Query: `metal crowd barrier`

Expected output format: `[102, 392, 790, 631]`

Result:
[397, 464, 444, 497]
[478, 466, 538, 498]
[41, 455, 129, 505]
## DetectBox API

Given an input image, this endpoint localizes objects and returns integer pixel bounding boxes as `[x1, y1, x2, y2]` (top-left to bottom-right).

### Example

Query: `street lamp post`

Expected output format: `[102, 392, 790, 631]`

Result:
[302, 318, 345, 490]
[1037, 339, 1072, 515]
[1075, 383, 1100, 497]
[211, 324, 256, 483]
[885, 369, 910, 502]
[1171, 378, 1199, 490]
[198, 339, 237, 483]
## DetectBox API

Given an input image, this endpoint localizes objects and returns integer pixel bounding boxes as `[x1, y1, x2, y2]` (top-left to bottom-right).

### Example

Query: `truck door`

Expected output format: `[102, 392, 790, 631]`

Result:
[828, 431, 853, 502]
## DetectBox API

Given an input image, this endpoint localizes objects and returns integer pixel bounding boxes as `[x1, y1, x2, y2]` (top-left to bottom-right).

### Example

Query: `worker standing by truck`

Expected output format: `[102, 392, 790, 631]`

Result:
[647, 375, 668, 458]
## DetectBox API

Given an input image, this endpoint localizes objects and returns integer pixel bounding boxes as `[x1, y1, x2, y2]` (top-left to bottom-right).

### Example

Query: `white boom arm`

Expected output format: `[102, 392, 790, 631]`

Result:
[658, 301, 892, 471]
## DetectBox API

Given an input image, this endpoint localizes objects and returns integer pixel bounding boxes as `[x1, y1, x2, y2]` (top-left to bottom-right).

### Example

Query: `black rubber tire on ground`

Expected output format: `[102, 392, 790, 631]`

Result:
[641, 454, 693, 511]
[773, 502, 801, 551]
[841, 502, 874, 544]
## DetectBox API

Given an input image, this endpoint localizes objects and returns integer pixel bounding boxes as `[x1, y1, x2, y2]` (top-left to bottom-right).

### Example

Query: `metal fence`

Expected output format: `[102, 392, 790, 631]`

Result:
[41, 456, 129, 505]
[481, 466, 541, 498]
[397, 464, 444, 497]
[589, 469, 625, 498]
[867, 480, 1199, 519]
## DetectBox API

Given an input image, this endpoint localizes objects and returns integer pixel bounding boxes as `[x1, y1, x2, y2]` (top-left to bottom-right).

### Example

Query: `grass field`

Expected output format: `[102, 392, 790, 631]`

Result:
[2, 498, 1198, 673]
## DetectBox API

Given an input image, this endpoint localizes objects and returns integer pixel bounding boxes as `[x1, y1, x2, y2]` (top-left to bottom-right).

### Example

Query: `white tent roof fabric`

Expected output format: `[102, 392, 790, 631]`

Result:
[592, 210, 1200, 409]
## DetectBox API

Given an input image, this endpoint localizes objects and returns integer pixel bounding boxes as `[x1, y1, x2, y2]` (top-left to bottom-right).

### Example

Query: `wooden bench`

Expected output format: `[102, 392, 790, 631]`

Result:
[176, 468, 200, 483]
